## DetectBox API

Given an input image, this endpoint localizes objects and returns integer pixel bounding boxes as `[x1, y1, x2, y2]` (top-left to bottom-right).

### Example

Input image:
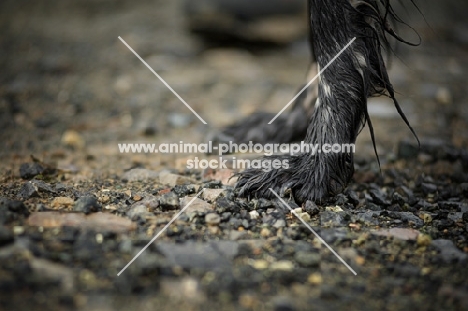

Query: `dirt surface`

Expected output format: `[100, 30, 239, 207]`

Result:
[1, 1, 468, 310]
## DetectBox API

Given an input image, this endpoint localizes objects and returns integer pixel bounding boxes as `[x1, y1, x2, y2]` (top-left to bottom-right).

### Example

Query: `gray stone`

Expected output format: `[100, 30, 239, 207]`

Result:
[432, 239, 468, 263]
[392, 192, 407, 206]
[159, 192, 180, 211]
[181, 197, 212, 213]
[73, 196, 101, 214]
[398, 212, 424, 228]
[294, 251, 320, 268]
[321, 211, 349, 227]
[55, 183, 67, 192]
[202, 188, 225, 202]
[156, 241, 239, 270]
[273, 219, 286, 228]
[205, 213, 221, 226]
[0, 197, 29, 225]
[438, 201, 464, 210]
[19, 180, 56, 200]
[320, 228, 349, 243]
[19, 162, 45, 179]
[173, 184, 197, 197]
[159, 171, 196, 187]
[421, 183, 438, 194]
[447, 212, 463, 222]
[127, 204, 148, 219]
[18, 182, 38, 199]
[369, 189, 390, 206]
[354, 211, 380, 226]
[138, 195, 160, 210]
[0, 197, 29, 216]
[437, 218, 454, 230]
[30, 180, 55, 194]
[262, 214, 275, 225]
[346, 190, 360, 206]
[304, 200, 320, 216]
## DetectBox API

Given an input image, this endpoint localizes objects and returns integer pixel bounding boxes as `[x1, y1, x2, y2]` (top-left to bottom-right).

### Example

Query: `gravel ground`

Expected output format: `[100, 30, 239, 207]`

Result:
[1, 1, 468, 310]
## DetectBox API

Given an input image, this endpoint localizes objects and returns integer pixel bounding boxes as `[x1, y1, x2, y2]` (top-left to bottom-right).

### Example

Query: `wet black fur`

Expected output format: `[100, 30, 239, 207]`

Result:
[207, 88, 310, 145]
[227, 0, 420, 204]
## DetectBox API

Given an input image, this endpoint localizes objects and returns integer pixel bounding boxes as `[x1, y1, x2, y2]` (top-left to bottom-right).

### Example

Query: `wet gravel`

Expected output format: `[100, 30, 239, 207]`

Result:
[1, 140, 467, 310]
[1, 0, 468, 310]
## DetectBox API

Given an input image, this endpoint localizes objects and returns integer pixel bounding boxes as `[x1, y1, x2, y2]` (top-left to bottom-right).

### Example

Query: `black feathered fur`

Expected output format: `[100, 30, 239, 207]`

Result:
[232, 0, 419, 204]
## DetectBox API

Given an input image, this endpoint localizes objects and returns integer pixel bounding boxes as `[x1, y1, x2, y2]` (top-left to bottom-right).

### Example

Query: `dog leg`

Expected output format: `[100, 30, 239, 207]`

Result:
[236, 0, 413, 203]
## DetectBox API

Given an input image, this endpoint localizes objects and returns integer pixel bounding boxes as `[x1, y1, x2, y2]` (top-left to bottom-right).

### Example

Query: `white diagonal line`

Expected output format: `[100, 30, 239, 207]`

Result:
[117, 188, 205, 276]
[118, 36, 207, 125]
[269, 188, 357, 275]
[268, 37, 356, 124]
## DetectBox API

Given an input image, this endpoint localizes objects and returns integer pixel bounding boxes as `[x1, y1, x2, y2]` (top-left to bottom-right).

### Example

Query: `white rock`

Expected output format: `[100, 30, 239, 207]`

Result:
[249, 210, 260, 220]
[325, 206, 343, 212]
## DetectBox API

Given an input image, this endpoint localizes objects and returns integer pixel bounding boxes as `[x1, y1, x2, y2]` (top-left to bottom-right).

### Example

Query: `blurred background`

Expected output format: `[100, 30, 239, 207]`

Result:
[0, 1, 467, 310]
[0, 0, 467, 173]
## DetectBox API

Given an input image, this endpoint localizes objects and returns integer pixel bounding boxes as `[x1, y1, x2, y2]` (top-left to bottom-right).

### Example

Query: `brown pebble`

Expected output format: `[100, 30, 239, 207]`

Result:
[260, 227, 271, 238]
[100, 195, 110, 204]
[205, 213, 221, 226]
[51, 197, 74, 209]
[28, 212, 136, 233]
[355, 256, 366, 266]
[307, 273, 322, 285]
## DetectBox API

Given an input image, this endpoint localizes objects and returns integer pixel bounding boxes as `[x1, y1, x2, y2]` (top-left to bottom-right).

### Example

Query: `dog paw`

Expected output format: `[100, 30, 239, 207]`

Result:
[235, 153, 353, 204]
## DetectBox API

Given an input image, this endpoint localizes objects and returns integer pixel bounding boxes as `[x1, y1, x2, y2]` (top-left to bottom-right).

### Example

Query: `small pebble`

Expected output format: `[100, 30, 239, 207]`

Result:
[51, 197, 74, 209]
[61, 130, 85, 148]
[260, 227, 272, 238]
[325, 206, 343, 212]
[273, 219, 286, 228]
[293, 208, 302, 214]
[249, 210, 260, 220]
[73, 197, 102, 214]
[299, 213, 310, 222]
[307, 273, 322, 285]
[19, 163, 45, 179]
[304, 201, 320, 215]
[159, 192, 180, 211]
[205, 213, 221, 226]
[270, 260, 294, 271]
[249, 259, 269, 269]
[417, 234, 432, 247]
